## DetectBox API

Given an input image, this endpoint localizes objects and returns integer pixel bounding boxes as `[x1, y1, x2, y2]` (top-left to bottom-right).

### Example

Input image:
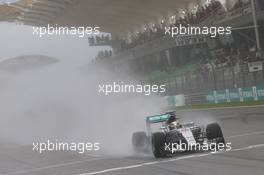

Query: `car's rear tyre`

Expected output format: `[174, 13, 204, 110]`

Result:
[206, 123, 225, 144]
[132, 132, 148, 152]
[152, 132, 166, 158]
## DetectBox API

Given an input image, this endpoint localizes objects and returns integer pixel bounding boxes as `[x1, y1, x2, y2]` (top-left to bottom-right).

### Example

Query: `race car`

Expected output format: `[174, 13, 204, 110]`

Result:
[132, 111, 226, 158]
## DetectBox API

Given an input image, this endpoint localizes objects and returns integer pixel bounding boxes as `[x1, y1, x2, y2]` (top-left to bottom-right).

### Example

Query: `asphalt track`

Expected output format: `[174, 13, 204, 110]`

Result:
[1, 106, 264, 175]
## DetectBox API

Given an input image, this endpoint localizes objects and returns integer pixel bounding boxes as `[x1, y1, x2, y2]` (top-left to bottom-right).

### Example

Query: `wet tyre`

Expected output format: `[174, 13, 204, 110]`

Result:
[152, 132, 166, 158]
[132, 132, 148, 152]
[206, 123, 225, 144]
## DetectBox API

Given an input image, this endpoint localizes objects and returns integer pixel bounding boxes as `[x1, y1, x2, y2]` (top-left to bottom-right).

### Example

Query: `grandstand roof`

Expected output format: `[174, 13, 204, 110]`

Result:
[0, 55, 59, 72]
[0, 0, 199, 35]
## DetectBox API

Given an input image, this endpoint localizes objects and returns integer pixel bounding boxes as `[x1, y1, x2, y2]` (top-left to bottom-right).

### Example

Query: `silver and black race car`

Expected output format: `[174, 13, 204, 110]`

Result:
[132, 111, 226, 158]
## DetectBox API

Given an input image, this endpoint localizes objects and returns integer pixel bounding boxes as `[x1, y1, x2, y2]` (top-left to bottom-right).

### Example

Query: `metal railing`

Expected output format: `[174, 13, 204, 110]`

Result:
[159, 62, 264, 98]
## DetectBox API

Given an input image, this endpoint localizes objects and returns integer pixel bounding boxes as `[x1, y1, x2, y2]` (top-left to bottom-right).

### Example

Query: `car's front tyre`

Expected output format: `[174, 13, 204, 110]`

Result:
[206, 123, 225, 144]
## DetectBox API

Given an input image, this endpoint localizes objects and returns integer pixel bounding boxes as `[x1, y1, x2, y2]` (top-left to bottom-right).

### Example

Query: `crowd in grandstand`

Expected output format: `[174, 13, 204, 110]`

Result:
[93, 0, 264, 71]
[200, 43, 263, 74]
[88, 35, 111, 46]
[117, 0, 264, 52]
[94, 50, 112, 61]
[120, 0, 223, 50]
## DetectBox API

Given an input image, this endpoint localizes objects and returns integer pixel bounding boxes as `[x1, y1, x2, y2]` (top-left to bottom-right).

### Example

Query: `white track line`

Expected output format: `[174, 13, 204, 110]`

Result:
[79, 143, 264, 175]
[4, 130, 264, 175]
[4, 157, 106, 175]
[77, 130, 264, 175]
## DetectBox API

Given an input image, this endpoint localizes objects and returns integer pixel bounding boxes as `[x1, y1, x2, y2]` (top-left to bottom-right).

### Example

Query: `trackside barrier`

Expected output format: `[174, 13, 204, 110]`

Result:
[164, 94, 186, 107]
[164, 85, 264, 107]
[205, 85, 264, 104]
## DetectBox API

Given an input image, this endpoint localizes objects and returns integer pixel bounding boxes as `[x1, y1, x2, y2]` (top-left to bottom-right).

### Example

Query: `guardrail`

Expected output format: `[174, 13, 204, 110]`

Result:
[161, 62, 264, 96]
[161, 61, 264, 107]
[164, 84, 264, 107]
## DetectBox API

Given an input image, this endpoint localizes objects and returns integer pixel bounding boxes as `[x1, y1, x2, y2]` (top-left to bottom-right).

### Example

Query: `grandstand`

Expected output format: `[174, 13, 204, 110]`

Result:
[1, 0, 264, 98]
[94, 0, 264, 99]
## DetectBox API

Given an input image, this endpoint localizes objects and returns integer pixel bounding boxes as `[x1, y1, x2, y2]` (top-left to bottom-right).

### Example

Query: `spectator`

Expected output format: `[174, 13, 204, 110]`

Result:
[119, 0, 223, 51]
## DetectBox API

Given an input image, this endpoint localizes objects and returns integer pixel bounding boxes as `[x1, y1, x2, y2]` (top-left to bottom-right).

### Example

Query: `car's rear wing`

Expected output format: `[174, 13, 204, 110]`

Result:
[146, 114, 170, 124]
[145, 114, 170, 136]
[145, 112, 178, 136]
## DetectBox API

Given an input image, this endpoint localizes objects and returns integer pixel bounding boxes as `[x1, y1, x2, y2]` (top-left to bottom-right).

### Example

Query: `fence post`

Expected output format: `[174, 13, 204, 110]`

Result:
[253, 72, 257, 86]
[222, 68, 226, 89]
[212, 67, 217, 90]
[232, 66, 236, 88]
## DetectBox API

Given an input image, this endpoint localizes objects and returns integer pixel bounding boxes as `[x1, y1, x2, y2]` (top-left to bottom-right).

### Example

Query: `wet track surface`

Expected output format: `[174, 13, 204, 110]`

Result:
[1, 106, 264, 175]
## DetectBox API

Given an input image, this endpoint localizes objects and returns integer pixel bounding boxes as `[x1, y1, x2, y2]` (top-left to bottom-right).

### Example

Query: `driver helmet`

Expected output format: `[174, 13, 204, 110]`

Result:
[166, 112, 181, 130]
